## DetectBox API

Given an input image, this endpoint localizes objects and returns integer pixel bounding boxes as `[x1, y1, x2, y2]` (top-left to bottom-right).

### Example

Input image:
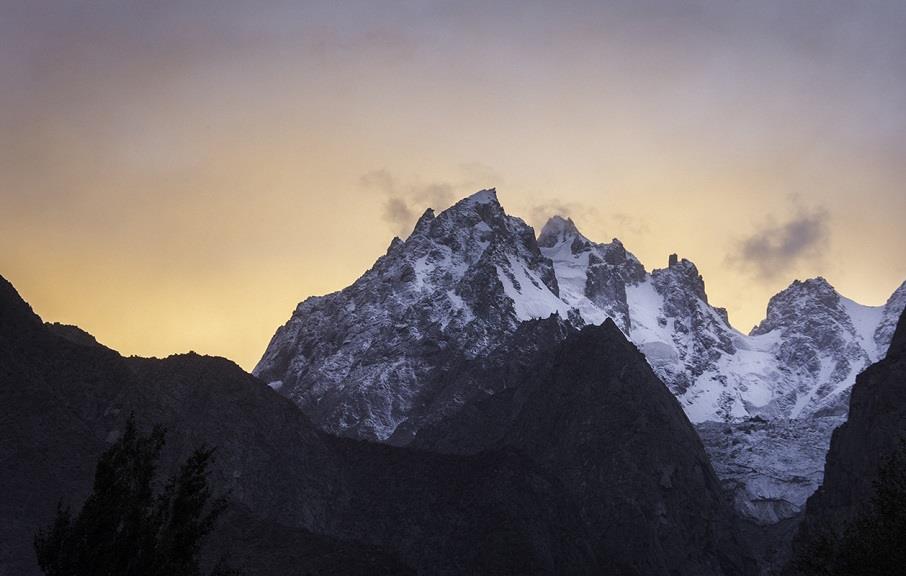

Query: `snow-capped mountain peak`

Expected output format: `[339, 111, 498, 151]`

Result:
[256, 190, 905, 441]
[538, 217, 645, 331]
[537, 215, 589, 248]
[751, 277, 842, 337]
[462, 187, 499, 205]
[254, 190, 569, 440]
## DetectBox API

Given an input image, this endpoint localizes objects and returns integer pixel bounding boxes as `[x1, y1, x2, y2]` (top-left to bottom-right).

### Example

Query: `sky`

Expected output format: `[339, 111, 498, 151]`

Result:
[2, 0, 905, 370]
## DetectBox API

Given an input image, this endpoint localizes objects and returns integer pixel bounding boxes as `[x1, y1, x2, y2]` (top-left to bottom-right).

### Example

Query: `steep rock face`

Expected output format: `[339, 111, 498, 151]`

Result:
[256, 191, 904, 443]
[386, 315, 574, 446]
[698, 417, 843, 525]
[254, 192, 904, 528]
[254, 189, 572, 441]
[788, 307, 906, 570]
[538, 215, 645, 331]
[414, 321, 755, 576]
[750, 278, 885, 418]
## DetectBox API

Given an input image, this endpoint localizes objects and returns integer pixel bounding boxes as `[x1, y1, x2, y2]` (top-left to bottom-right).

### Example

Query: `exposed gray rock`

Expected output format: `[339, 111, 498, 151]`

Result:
[254, 189, 573, 441]
[256, 192, 904, 440]
[252, 191, 904, 546]
[698, 417, 843, 525]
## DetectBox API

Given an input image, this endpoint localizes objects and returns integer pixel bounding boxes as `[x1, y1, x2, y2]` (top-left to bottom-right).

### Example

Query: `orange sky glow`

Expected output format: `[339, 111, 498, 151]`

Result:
[2, 1, 905, 370]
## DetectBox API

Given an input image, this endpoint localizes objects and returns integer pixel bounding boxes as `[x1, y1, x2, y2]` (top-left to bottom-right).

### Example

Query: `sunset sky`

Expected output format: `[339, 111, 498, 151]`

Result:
[2, 1, 905, 370]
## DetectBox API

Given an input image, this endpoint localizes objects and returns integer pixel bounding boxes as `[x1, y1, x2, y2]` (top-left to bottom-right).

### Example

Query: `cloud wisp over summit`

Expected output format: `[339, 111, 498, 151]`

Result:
[727, 208, 830, 281]
[360, 170, 455, 237]
[360, 165, 505, 238]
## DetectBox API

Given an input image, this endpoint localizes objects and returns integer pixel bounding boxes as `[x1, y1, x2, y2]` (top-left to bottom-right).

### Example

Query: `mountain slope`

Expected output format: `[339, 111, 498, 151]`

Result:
[254, 189, 572, 441]
[1, 273, 760, 575]
[257, 191, 905, 442]
[414, 319, 754, 575]
[0, 274, 588, 575]
[695, 280, 904, 526]
[0, 275, 410, 576]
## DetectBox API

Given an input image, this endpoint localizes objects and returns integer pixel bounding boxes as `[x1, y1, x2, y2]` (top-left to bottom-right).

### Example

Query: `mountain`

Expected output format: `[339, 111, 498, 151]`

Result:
[787, 306, 906, 573]
[254, 190, 904, 529]
[254, 190, 571, 441]
[698, 279, 905, 526]
[749, 277, 894, 418]
[412, 318, 753, 575]
[257, 190, 904, 438]
[0, 274, 752, 575]
[0, 275, 410, 576]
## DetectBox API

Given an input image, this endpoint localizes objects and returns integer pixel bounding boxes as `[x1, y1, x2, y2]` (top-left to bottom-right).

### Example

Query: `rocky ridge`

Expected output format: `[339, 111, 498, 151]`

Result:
[256, 190, 905, 441]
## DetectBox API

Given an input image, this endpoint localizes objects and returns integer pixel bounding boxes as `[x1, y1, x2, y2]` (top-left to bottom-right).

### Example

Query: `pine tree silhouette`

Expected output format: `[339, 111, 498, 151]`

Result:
[34, 415, 232, 576]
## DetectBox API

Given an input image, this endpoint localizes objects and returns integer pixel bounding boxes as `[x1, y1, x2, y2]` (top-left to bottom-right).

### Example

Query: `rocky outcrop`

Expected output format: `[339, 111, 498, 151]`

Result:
[698, 417, 843, 525]
[254, 189, 573, 441]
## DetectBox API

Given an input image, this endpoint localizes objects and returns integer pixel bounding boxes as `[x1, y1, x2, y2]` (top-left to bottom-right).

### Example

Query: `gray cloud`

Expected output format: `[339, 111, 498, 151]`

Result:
[360, 170, 456, 237]
[382, 197, 414, 233]
[728, 208, 830, 280]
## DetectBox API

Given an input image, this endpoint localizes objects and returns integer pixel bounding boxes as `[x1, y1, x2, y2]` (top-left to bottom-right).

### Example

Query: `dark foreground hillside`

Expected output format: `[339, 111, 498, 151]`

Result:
[0, 274, 752, 575]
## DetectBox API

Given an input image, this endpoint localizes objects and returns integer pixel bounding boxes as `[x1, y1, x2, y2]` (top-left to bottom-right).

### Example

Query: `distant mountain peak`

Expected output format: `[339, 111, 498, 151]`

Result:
[752, 276, 842, 337]
[652, 255, 708, 304]
[538, 215, 588, 248]
[410, 208, 436, 236]
[463, 187, 498, 205]
[256, 190, 905, 442]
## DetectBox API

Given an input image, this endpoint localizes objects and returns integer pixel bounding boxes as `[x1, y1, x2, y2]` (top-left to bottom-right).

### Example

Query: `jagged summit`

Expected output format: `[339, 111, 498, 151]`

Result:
[538, 215, 589, 248]
[254, 189, 568, 440]
[752, 277, 845, 337]
[652, 256, 709, 304]
[256, 190, 906, 442]
[462, 187, 498, 205]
